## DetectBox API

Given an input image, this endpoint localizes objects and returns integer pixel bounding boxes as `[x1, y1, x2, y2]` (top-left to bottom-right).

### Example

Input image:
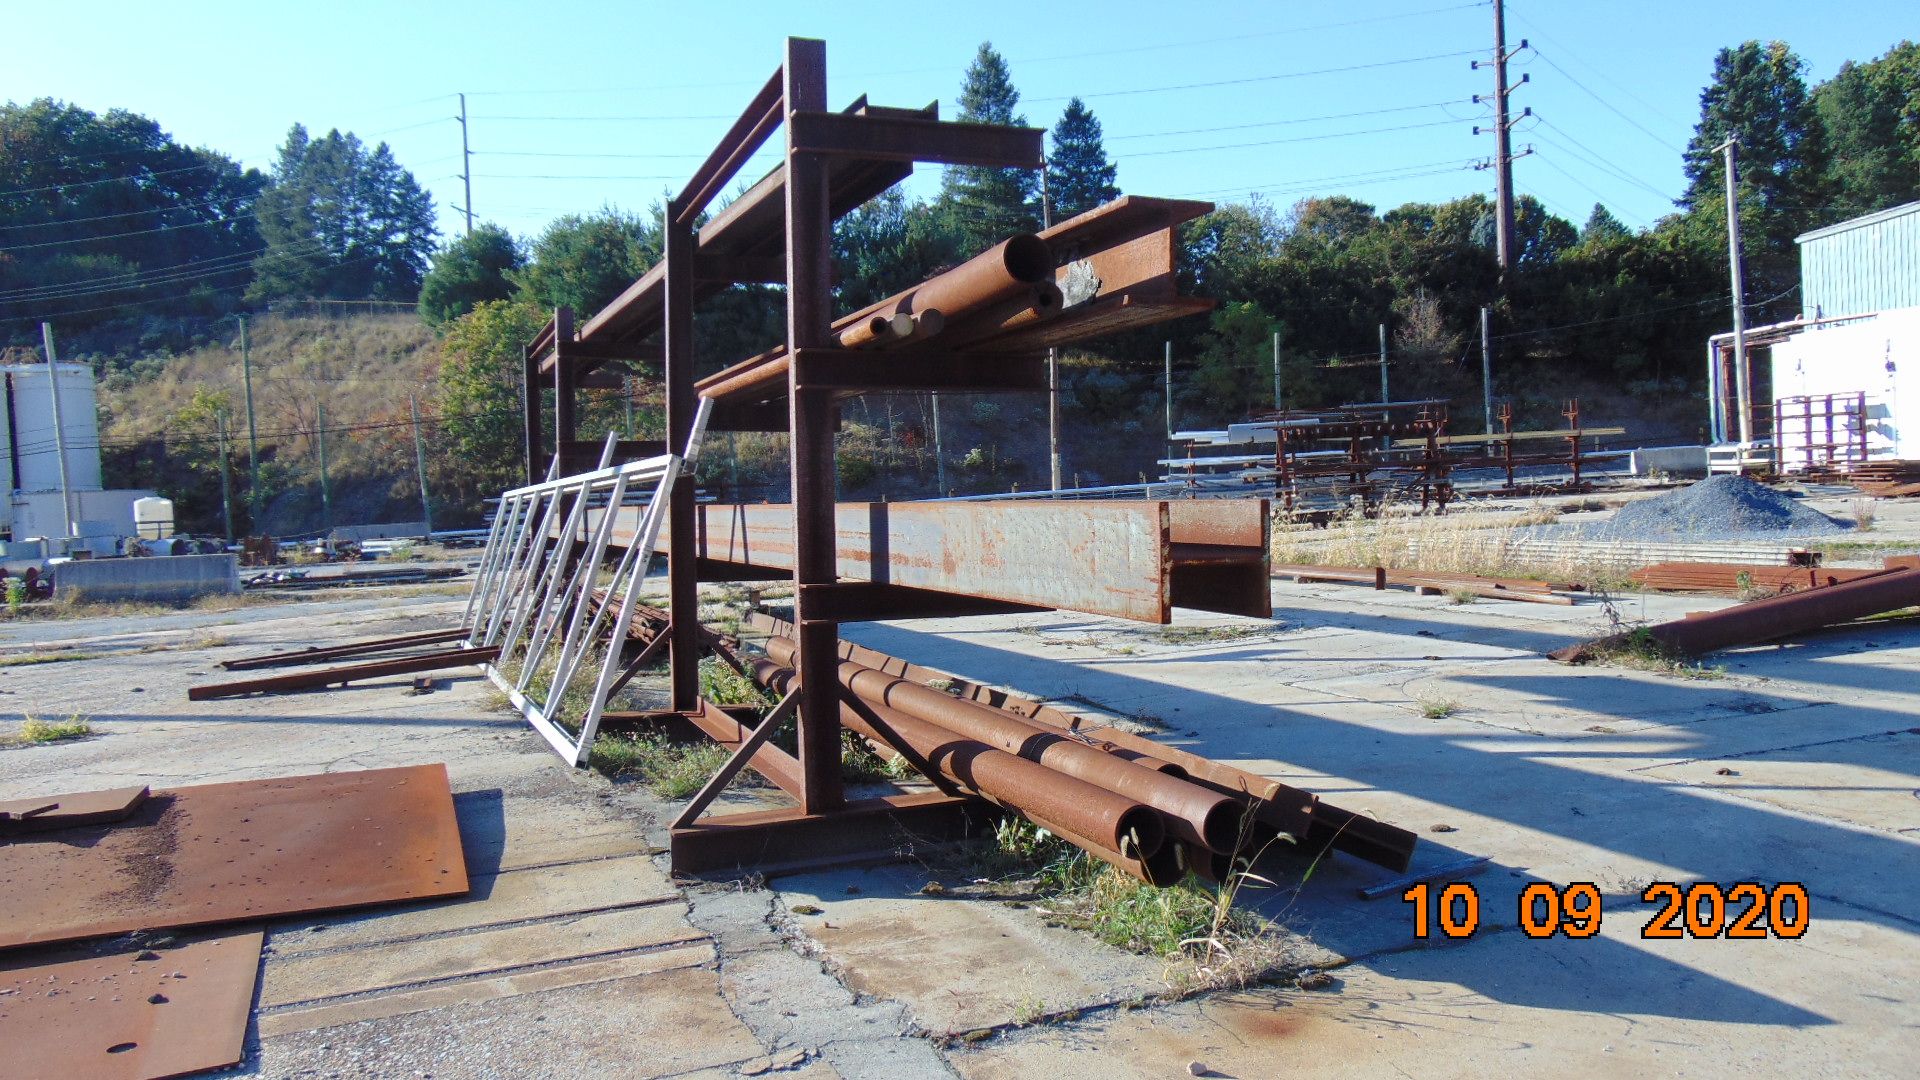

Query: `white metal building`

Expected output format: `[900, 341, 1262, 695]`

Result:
[1724, 201, 1920, 472]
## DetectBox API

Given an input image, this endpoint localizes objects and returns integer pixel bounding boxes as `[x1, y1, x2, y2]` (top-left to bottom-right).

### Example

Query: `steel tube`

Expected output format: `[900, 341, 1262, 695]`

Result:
[765, 636, 1241, 853]
[1022, 809, 1185, 886]
[938, 282, 1063, 348]
[749, 658, 1165, 859]
[697, 234, 1055, 405]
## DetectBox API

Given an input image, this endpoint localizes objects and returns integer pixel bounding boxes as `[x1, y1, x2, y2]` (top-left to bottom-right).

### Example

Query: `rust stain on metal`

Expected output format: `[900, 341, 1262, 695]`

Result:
[0, 765, 468, 952]
[0, 927, 262, 1080]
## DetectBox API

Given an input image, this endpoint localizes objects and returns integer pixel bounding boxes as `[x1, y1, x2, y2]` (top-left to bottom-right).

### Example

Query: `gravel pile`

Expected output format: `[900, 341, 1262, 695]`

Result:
[1539, 475, 1848, 542]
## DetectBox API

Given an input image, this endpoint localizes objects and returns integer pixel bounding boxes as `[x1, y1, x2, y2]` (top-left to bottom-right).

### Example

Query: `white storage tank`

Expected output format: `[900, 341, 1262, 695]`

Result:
[4, 363, 104, 492]
[133, 496, 176, 540]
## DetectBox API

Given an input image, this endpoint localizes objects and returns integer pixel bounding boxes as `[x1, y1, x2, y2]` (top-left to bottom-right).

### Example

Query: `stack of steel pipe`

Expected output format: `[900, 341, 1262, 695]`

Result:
[698, 234, 1062, 403]
[749, 632, 1256, 886]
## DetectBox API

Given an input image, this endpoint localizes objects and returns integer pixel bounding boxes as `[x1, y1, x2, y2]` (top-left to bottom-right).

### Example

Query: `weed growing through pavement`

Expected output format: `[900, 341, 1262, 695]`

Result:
[589, 730, 739, 798]
[0, 651, 102, 668]
[986, 812, 1303, 995]
[1849, 499, 1877, 532]
[1416, 696, 1460, 719]
[1588, 627, 1726, 681]
[3, 713, 94, 747]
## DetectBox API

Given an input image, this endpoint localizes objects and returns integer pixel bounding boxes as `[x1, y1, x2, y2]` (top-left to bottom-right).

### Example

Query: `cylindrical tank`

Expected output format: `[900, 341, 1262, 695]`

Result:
[133, 496, 175, 541]
[4, 363, 104, 492]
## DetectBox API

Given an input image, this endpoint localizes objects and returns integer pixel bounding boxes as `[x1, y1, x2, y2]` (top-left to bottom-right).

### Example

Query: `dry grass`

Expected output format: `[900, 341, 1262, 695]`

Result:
[1272, 500, 1640, 589]
[1, 713, 94, 747]
[0, 651, 102, 668]
[988, 816, 1303, 997]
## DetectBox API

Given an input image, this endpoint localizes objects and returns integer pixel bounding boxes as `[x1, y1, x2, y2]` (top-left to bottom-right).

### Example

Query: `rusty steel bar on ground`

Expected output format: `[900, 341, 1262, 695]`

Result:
[187, 647, 499, 700]
[218, 627, 471, 670]
[1552, 564, 1920, 661]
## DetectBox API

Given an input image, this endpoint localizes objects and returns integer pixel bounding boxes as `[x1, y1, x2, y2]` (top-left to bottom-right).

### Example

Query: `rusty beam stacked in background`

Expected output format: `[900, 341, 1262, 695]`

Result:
[1628, 561, 1887, 595]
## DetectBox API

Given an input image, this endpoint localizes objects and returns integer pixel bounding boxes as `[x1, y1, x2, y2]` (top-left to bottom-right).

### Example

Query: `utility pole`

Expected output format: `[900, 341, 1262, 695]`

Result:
[1480, 306, 1495, 434]
[1715, 135, 1752, 445]
[216, 409, 234, 544]
[456, 93, 474, 236]
[1473, 0, 1530, 280]
[37, 323, 76, 539]
[930, 393, 948, 496]
[1378, 322, 1390, 403]
[315, 400, 332, 531]
[1163, 340, 1173, 440]
[1271, 331, 1283, 412]
[238, 314, 259, 526]
[409, 394, 434, 535]
[1040, 158, 1061, 491]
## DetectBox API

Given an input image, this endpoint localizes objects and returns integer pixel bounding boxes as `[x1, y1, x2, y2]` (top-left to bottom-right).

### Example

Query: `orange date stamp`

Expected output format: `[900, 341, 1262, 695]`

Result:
[1402, 881, 1811, 940]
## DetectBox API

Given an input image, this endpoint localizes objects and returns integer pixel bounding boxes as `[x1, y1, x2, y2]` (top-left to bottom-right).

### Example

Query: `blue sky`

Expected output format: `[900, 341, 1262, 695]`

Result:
[6, 1, 1914, 243]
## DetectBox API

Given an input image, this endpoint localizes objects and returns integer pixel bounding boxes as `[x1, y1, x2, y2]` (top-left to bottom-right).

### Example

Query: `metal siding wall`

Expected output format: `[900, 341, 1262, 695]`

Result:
[1801, 207, 1920, 318]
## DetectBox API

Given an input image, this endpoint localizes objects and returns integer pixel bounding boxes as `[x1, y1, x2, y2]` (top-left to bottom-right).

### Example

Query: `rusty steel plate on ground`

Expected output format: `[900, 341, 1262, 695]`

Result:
[0, 764, 468, 951]
[0, 785, 149, 836]
[0, 927, 262, 1080]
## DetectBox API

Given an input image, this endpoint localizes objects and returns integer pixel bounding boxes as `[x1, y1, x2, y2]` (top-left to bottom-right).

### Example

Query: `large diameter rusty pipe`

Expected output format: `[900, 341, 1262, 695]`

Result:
[765, 636, 1242, 853]
[747, 657, 1165, 859]
[938, 282, 1064, 349]
[839, 234, 1053, 333]
[696, 235, 1054, 404]
[1024, 810, 1185, 887]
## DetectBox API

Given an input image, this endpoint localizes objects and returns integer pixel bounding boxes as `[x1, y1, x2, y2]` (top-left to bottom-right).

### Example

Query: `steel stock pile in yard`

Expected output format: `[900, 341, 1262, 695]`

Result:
[739, 614, 1415, 883]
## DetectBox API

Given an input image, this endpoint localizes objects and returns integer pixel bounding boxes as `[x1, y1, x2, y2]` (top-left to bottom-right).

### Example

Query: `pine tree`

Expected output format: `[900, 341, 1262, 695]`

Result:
[1815, 42, 1920, 217]
[1680, 42, 1829, 266]
[1045, 98, 1119, 222]
[249, 125, 438, 302]
[940, 43, 1040, 253]
[1581, 204, 1631, 245]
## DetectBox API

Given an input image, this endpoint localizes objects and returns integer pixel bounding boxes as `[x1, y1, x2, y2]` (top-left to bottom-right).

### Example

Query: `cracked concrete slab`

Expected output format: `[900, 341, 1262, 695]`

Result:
[772, 863, 1169, 1036]
[952, 893, 1915, 1079]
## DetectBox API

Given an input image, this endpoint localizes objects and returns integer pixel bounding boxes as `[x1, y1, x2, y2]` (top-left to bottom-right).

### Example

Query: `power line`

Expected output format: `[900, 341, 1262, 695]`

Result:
[1530, 151, 1654, 226]
[1031, 49, 1486, 103]
[0, 192, 252, 231]
[1505, 4, 1693, 134]
[1173, 157, 1483, 199]
[1109, 100, 1474, 142]
[1123, 118, 1465, 159]
[1530, 49, 1684, 153]
[0, 161, 235, 199]
[1530, 120, 1674, 200]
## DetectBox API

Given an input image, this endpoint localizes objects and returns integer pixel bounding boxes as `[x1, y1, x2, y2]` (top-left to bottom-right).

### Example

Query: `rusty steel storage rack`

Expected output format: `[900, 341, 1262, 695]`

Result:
[519, 38, 1219, 875]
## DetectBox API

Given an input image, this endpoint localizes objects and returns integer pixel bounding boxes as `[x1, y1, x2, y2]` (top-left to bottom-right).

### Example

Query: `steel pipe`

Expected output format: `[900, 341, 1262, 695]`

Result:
[747, 658, 1166, 860]
[697, 234, 1055, 404]
[765, 635, 1242, 853]
[938, 282, 1064, 348]
[1023, 810, 1185, 887]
